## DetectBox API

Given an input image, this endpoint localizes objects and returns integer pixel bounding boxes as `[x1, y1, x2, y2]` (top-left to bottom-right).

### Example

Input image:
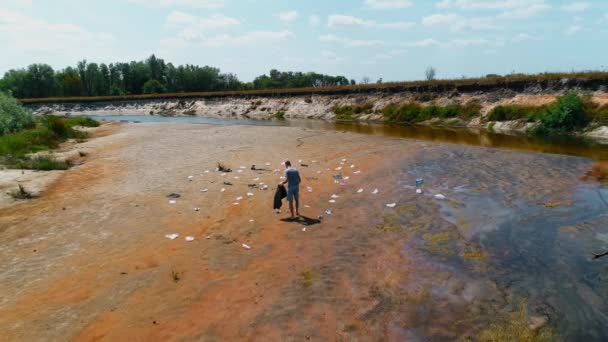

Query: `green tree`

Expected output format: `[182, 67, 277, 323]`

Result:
[142, 79, 166, 94]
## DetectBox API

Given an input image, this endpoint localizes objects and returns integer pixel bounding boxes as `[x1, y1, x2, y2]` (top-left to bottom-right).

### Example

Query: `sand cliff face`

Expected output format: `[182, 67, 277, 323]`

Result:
[27, 90, 608, 139]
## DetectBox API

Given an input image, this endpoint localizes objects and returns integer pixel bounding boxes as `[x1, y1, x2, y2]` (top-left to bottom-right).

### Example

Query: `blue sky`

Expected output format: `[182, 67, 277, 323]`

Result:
[1, 0, 607, 82]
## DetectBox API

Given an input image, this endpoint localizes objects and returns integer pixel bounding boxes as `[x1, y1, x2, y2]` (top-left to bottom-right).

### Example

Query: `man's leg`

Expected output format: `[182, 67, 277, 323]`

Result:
[289, 200, 295, 218]
[295, 192, 300, 216]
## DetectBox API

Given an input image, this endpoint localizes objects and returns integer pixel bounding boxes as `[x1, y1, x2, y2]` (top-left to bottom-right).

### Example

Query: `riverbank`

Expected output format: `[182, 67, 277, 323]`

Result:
[1, 122, 607, 340]
[27, 91, 608, 141]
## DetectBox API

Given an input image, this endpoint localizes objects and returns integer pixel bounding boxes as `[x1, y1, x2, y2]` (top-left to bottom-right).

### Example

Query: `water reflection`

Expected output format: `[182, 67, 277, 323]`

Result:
[89, 115, 608, 160]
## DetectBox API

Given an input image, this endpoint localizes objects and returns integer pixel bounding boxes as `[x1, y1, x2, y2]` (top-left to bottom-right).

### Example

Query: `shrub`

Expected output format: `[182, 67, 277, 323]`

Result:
[275, 111, 286, 120]
[381, 102, 481, 123]
[536, 93, 589, 133]
[19, 156, 71, 170]
[0, 92, 35, 135]
[65, 116, 99, 128]
[332, 103, 374, 120]
[488, 105, 547, 122]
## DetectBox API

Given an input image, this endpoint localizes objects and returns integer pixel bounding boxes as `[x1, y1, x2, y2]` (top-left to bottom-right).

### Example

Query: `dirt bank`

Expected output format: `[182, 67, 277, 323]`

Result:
[28, 91, 608, 140]
[0, 122, 606, 340]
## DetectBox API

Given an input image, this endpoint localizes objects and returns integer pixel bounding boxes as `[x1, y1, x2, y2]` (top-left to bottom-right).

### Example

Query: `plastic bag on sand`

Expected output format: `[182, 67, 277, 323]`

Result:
[357, 189, 364, 193]
[221, 188, 226, 192]
[185, 236, 195, 242]
[331, 194, 339, 199]
[416, 189, 422, 194]
[165, 233, 179, 240]
[435, 194, 446, 200]
[247, 192, 254, 197]
[372, 189, 379, 194]
[329, 199, 336, 203]
[386, 203, 396, 208]
[242, 243, 251, 250]
[325, 209, 333, 215]
[169, 200, 177, 204]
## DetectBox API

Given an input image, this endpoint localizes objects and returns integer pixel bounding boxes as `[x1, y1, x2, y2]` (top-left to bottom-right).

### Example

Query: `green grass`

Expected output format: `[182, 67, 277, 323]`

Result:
[381, 102, 481, 123]
[65, 116, 100, 127]
[332, 103, 374, 120]
[275, 111, 286, 120]
[487, 105, 548, 122]
[0, 116, 97, 170]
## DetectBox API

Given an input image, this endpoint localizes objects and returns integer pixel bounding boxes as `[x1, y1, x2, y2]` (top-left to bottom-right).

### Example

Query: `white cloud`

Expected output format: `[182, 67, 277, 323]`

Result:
[564, 24, 582, 35]
[422, 13, 496, 31]
[408, 38, 440, 47]
[437, 0, 551, 18]
[322, 50, 339, 60]
[378, 21, 415, 29]
[3, 0, 32, 7]
[0, 7, 115, 55]
[319, 34, 384, 47]
[511, 33, 542, 42]
[561, 2, 590, 12]
[127, 0, 224, 8]
[167, 11, 240, 30]
[278, 11, 298, 23]
[365, 0, 413, 9]
[162, 30, 294, 48]
[309, 14, 321, 26]
[328, 14, 415, 29]
[329, 14, 374, 28]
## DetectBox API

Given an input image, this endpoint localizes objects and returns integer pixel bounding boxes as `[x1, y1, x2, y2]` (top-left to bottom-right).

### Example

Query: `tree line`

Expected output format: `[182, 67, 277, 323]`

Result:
[0, 55, 353, 99]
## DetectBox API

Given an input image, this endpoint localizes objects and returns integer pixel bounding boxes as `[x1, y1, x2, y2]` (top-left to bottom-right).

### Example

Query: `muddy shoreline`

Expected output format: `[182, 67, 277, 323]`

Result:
[1, 122, 607, 340]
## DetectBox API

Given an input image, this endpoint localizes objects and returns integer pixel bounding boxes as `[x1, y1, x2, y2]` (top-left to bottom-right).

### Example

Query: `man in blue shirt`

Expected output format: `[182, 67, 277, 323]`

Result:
[280, 160, 301, 219]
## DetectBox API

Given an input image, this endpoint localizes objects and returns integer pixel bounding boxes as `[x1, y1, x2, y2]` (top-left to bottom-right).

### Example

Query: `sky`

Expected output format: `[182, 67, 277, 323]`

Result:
[1, 0, 607, 82]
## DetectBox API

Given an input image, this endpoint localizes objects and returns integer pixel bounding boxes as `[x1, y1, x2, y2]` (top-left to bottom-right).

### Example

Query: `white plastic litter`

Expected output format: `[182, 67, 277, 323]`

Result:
[372, 189, 379, 194]
[165, 233, 179, 240]
[237, 170, 243, 173]
[280, 176, 286, 179]
[416, 189, 422, 194]
[262, 185, 269, 190]
[220, 188, 226, 192]
[234, 176, 240, 179]
[169, 200, 177, 204]
[331, 194, 339, 199]
[194, 207, 200, 211]
[357, 188, 364, 193]
[304, 205, 311, 208]
[188, 175, 194, 180]
[335, 167, 343, 171]
[236, 196, 243, 201]
[253, 177, 260, 181]
[247, 192, 254, 197]
[354, 171, 361, 174]
[204, 170, 210, 173]
[221, 173, 226, 176]
[312, 160, 317, 163]
[298, 159, 303, 163]
[344, 176, 350, 180]
[249, 219, 255, 222]
[386, 203, 397, 208]
[265, 162, 271, 166]
[240, 166, 246, 169]
[341, 159, 347, 162]
[233, 202, 240, 205]
[435, 194, 446, 200]
[302, 227, 306, 232]
[242, 243, 251, 250]
[325, 209, 333, 215]
[351, 165, 355, 168]
[202, 189, 208, 192]
[329, 199, 336, 203]
[307, 186, 313, 192]
[185, 236, 195, 242]
[340, 162, 345, 165]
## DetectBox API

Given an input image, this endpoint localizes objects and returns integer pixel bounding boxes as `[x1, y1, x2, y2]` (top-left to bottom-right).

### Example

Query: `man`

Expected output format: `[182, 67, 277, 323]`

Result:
[280, 160, 301, 219]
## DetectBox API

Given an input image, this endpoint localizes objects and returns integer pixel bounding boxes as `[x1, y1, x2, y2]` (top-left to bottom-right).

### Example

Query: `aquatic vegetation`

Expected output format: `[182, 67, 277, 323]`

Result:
[461, 247, 487, 261]
[375, 214, 400, 232]
[479, 302, 556, 342]
[301, 270, 315, 289]
[421, 231, 456, 258]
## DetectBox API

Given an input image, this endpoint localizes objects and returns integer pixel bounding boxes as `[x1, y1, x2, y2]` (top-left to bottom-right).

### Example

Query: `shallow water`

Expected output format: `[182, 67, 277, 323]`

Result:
[89, 115, 608, 160]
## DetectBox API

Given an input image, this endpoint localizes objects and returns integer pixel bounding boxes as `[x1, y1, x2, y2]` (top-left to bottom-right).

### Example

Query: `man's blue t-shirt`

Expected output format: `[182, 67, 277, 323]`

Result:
[285, 167, 300, 188]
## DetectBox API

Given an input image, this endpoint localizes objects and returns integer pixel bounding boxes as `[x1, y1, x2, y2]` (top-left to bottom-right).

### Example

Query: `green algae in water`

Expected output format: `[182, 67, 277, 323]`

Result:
[478, 302, 557, 342]
[421, 231, 457, 258]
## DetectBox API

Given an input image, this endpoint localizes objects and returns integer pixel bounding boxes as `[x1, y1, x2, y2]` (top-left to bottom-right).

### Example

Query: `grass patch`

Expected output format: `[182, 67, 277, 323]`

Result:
[532, 93, 590, 135]
[382, 102, 481, 123]
[10, 184, 35, 200]
[0, 116, 96, 170]
[275, 111, 286, 120]
[65, 116, 100, 128]
[487, 105, 548, 122]
[332, 103, 374, 120]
